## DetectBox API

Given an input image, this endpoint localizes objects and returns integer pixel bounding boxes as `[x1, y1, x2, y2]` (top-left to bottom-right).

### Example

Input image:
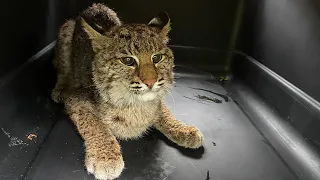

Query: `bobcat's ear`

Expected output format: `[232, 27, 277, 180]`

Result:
[79, 17, 105, 52]
[148, 12, 171, 43]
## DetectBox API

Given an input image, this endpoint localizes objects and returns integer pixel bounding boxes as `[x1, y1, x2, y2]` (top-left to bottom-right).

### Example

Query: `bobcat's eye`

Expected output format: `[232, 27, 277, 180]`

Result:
[121, 57, 135, 66]
[152, 54, 164, 63]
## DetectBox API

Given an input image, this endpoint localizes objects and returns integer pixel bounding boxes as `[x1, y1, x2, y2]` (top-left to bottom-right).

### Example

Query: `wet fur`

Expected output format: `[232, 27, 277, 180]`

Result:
[52, 3, 203, 180]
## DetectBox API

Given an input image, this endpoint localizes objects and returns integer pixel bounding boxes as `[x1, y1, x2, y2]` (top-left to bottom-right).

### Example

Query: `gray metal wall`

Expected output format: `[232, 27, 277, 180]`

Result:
[236, 0, 320, 150]
[238, 0, 320, 101]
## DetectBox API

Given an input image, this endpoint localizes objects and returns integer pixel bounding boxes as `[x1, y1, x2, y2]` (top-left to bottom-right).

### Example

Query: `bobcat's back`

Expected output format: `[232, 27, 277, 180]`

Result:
[52, 3, 121, 103]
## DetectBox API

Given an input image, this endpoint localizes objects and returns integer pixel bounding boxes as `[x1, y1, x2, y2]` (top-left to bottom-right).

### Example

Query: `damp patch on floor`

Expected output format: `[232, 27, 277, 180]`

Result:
[134, 154, 176, 180]
[189, 87, 229, 102]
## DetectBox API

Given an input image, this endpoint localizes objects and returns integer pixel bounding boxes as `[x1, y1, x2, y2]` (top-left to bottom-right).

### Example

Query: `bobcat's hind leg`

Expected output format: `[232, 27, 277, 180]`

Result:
[51, 73, 68, 103]
[51, 20, 75, 103]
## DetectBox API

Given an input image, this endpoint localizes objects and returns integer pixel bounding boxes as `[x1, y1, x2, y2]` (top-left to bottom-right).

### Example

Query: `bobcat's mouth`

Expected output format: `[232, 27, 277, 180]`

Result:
[129, 87, 158, 94]
[129, 78, 165, 93]
[125, 78, 168, 102]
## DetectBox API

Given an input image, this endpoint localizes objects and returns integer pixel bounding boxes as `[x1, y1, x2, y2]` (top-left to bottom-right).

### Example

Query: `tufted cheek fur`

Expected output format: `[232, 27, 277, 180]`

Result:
[92, 56, 134, 102]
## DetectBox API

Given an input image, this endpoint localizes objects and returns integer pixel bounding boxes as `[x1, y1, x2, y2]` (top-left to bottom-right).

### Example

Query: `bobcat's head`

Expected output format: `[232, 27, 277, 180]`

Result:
[81, 13, 174, 106]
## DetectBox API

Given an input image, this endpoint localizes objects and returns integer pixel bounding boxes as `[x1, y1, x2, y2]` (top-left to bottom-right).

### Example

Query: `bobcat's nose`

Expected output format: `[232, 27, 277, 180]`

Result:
[143, 79, 157, 89]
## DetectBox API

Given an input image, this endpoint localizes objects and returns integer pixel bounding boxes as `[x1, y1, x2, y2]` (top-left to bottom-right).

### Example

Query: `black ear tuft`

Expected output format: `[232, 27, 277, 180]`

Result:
[148, 12, 171, 41]
[148, 12, 170, 29]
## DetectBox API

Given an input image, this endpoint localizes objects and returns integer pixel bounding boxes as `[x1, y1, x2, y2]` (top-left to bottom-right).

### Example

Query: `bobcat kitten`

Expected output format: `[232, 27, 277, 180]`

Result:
[52, 3, 204, 180]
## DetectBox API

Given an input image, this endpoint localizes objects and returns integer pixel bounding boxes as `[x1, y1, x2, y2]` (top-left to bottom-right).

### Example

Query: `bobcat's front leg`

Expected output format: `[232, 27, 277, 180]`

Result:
[154, 102, 204, 149]
[65, 95, 124, 180]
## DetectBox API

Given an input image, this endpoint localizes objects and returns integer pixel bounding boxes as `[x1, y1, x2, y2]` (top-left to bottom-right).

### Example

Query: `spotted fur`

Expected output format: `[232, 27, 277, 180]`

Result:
[52, 3, 203, 180]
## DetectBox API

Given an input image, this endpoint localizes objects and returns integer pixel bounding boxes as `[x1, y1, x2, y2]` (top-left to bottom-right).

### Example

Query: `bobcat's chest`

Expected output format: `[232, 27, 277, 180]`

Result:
[99, 103, 160, 139]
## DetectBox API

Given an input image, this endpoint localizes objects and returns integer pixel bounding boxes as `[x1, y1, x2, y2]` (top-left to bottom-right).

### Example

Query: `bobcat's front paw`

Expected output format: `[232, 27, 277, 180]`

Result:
[85, 149, 124, 180]
[176, 126, 204, 149]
